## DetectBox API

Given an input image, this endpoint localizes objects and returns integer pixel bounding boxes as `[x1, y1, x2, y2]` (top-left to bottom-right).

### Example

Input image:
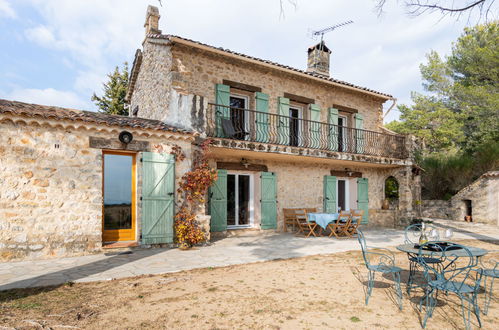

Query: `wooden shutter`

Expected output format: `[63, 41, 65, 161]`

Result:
[141, 152, 175, 244]
[309, 104, 321, 148]
[215, 84, 230, 137]
[260, 172, 277, 229]
[357, 177, 369, 224]
[209, 169, 227, 232]
[255, 92, 269, 143]
[355, 113, 364, 154]
[323, 175, 337, 213]
[328, 108, 339, 151]
[277, 97, 290, 145]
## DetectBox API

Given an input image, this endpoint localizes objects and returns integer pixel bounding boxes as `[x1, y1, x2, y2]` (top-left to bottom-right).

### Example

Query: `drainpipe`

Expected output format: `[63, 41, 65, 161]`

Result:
[383, 97, 397, 122]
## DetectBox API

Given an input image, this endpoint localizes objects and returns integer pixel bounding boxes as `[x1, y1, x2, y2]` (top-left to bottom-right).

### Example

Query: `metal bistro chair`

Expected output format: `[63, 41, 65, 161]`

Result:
[477, 254, 498, 315]
[417, 243, 482, 330]
[404, 224, 443, 294]
[357, 229, 403, 310]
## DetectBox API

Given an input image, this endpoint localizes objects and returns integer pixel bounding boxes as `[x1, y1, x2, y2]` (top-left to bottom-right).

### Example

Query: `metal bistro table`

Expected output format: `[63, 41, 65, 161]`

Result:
[396, 243, 488, 292]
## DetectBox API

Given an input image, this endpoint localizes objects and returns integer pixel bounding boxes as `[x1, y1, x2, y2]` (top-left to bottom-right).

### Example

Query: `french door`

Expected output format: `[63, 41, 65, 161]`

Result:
[102, 151, 136, 242]
[229, 95, 249, 140]
[226, 173, 253, 228]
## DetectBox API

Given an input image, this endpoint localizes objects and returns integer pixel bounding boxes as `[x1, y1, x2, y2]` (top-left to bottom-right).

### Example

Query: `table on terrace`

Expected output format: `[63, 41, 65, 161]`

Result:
[306, 213, 339, 230]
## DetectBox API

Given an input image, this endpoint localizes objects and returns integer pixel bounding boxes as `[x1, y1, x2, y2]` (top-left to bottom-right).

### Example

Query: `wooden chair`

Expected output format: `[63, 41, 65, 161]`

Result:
[296, 210, 318, 237]
[348, 209, 364, 236]
[283, 208, 317, 232]
[328, 210, 352, 238]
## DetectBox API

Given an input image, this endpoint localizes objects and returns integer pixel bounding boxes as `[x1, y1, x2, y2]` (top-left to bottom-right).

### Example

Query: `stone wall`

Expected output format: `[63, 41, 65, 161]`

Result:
[131, 37, 389, 133]
[210, 150, 417, 230]
[420, 200, 453, 220]
[0, 117, 195, 261]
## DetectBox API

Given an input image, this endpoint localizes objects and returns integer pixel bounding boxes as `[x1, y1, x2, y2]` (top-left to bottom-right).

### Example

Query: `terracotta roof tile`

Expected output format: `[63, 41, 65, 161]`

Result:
[152, 34, 392, 98]
[0, 99, 192, 134]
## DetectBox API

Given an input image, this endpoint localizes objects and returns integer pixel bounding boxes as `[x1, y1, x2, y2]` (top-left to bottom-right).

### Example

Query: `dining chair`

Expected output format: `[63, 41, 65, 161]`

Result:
[283, 208, 297, 232]
[348, 209, 364, 237]
[417, 243, 482, 330]
[327, 210, 351, 238]
[477, 254, 498, 315]
[404, 223, 443, 294]
[357, 229, 403, 310]
[296, 210, 318, 237]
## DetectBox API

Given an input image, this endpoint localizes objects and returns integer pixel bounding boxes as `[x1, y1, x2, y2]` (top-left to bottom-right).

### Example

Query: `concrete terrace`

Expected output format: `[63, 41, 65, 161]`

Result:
[1, 219, 498, 291]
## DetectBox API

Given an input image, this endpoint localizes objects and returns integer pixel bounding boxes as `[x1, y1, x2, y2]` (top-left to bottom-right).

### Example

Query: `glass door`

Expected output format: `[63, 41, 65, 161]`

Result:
[229, 95, 248, 140]
[102, 151, 136, 242]
[227, 173, 252, 228]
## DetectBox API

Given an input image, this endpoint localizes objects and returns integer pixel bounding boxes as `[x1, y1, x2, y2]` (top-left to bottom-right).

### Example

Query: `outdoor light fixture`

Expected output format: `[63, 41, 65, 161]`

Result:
[345, 168, 354, 177]
[119, 131, 133, 144]
[241, 158, 250, 169]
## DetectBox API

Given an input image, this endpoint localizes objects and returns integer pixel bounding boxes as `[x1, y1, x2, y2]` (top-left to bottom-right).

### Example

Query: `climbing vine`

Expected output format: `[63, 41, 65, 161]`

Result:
[174, 139, 217, 248]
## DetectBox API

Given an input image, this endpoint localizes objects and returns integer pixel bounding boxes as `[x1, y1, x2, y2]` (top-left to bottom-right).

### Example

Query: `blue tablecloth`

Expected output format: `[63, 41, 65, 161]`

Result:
[307, 213, 339, 229]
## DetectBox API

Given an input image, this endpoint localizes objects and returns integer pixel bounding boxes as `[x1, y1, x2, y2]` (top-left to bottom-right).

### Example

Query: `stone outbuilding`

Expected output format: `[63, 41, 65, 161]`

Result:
[0, 99, 198, 261]
[451, 171, 499, 225]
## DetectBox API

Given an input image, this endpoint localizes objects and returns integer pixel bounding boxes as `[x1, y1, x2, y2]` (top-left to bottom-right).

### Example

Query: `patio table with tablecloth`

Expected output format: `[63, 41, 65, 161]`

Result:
[306, 213, 339, 229]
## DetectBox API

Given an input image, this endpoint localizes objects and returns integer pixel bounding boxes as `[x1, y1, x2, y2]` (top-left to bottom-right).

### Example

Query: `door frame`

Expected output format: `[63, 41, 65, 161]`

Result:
[226, 171, 254, 229]
[338, 115, 348, 152]
[289, 105, 303, 147]
[102, 150, 137, 242]
[229, 93, 250, 140]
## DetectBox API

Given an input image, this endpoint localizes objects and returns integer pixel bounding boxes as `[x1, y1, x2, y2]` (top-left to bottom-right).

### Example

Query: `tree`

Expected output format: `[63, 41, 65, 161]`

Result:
[386, 21, 499, 153]
[375, 0, 497, 21]
[92, 62, 129, 116]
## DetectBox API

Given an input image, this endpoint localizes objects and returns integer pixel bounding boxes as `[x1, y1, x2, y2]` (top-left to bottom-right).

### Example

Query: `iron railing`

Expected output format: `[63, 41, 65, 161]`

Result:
[206, 103, 408, 159]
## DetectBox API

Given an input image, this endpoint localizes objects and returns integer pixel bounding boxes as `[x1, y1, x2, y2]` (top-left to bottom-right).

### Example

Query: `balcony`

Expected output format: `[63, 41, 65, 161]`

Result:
[206, 104, 408, 160]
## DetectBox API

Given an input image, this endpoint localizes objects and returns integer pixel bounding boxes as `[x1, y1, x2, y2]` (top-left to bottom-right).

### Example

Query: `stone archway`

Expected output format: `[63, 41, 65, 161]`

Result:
[384, 176, 400, 209]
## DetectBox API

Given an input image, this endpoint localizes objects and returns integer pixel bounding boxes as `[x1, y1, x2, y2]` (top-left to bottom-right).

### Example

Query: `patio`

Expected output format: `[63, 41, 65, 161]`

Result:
[1, 219, 498, 291]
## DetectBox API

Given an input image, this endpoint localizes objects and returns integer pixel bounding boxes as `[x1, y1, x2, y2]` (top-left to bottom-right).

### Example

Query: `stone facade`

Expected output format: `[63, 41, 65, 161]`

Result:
[451, 172, 499, 225]
[0, 114, 195, 261]
[420, 200, 453, 220]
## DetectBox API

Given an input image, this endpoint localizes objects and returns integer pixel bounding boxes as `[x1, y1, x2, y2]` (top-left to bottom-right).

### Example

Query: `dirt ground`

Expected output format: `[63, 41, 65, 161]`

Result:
[1, 239, 497, 330]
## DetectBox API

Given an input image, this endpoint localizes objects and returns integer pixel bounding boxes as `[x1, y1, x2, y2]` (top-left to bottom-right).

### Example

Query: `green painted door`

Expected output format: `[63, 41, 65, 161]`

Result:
[277, 97, 290, 145]
[328, 107, 338, 151]
[255, 92, 269, 143]
[260, 172, 277, 229]
[323, 175, 337, 213]
[209, 169, 227, 232]
[141, 152, 175, 244]
[355, 113, 364, 154]
[309, 104, 321, 149]
[215, 84, 230, 137]
[357, 178, 369, 224]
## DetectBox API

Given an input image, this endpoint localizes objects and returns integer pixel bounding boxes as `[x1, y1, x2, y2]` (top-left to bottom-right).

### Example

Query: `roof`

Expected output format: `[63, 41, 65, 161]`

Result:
[130, 33, 392, 99]
[0, 99, 191, 134]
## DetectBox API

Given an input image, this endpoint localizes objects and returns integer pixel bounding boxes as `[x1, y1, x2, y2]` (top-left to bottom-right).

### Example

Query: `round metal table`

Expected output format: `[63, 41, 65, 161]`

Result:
[396, 243, 488, 258]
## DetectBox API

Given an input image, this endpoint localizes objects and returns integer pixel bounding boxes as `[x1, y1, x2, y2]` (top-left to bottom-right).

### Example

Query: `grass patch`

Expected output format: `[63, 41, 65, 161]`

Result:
[12, 302, 42, 310]
[350, 316, 361, 322]
[207, 287, 218, 292]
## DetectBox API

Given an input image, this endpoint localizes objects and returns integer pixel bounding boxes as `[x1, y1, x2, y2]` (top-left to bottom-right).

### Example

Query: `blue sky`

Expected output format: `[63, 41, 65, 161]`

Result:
[0, 0, 494, 122]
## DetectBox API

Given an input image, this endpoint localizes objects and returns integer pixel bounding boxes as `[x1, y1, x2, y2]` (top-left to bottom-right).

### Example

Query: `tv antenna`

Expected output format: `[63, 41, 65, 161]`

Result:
[310, 20, 354, 45]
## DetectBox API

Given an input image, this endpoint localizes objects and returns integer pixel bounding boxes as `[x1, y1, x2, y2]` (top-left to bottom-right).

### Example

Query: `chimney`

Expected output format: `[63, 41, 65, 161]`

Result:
[144, 5, 161, 35]
[307, 41, 331, 77]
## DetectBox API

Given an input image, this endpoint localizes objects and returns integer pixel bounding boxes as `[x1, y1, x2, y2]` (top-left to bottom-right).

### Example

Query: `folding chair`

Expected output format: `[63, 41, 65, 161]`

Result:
[296, 210, 318, 237]
[348, 209, 364, 237]
[328, 210, 352, 238]
[283, 208, 297, 232]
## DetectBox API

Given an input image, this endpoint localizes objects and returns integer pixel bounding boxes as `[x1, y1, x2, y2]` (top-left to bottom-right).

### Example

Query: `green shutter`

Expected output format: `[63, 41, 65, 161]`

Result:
[141, 152, 175, 244]
[355, 113, 364, 154]
[215, 84, 230, 137]
[260, 172, 277, 229]
[328, 108, 339, 151]
[323, 175, 337, 213]
[309, 104, 321, 148]
[357, 177, 369, 224]
[209, 169, 227, 232]
[277, 97, 290, 145]
[255, 92, 269, 143]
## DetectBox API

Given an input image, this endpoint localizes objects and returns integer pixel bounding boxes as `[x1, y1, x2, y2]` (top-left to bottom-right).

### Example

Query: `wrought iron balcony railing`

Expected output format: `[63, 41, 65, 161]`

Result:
[206, 103, 408, 159]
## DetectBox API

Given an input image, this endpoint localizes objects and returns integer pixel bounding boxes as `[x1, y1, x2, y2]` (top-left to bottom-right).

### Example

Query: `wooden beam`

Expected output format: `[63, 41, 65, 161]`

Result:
[223, 80, 262, 93]
[333, 104, 358, 114]
[330, 170, 362, 178]
[217, 162, 268, 172]
[89, 136, 150, 151]
[283, 92, 315, 105]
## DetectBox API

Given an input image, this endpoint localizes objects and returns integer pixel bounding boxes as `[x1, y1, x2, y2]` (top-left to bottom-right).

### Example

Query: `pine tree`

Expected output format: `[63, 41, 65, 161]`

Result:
[92, 62, 129, 116]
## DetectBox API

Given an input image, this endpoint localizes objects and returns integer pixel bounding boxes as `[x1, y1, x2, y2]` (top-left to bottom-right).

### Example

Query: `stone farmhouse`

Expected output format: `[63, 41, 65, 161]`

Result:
[0, 6, 420, 261]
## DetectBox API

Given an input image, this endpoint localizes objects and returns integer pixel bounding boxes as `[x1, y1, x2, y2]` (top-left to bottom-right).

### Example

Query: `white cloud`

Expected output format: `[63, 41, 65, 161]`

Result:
[6, 88, 91, 110]
[0, 0, 15, 18]
[25, 25, 57, 47]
